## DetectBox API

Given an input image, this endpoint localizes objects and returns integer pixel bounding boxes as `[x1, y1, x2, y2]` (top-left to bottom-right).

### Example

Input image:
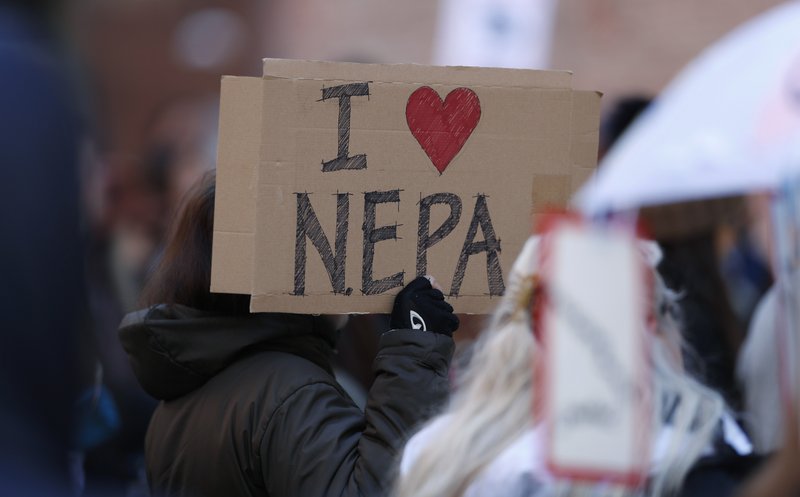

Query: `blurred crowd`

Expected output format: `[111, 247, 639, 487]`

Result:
[1, 0, 798, 496]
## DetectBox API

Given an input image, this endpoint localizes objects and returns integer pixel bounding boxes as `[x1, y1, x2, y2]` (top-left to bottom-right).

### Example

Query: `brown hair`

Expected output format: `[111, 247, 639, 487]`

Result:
[140, 171, 250, 315]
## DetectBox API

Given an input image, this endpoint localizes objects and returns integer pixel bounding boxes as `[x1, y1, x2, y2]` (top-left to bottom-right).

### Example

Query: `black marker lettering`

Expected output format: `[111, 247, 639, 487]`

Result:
[416, 193, 462, 276]
[320, 82, 370, 172]
[362, 190, 404, 295]
[293, 192, 350, 295]
[451, 194, 504, 297]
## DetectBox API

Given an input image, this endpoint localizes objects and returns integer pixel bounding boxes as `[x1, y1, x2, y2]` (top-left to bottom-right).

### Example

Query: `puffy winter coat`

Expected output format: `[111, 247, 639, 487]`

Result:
[119, 304, 453, 497]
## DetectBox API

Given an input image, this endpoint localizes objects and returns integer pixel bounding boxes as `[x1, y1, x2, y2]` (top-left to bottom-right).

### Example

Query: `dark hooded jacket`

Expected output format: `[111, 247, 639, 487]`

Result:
[119, 304, 454, 497]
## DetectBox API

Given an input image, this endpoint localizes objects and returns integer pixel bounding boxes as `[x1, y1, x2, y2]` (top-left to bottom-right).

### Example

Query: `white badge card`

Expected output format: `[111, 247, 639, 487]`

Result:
[538, 218, 651, 487]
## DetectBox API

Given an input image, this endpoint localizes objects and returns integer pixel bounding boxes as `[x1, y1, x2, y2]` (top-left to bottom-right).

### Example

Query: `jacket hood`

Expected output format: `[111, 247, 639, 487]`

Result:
[119, 304, 338, 401]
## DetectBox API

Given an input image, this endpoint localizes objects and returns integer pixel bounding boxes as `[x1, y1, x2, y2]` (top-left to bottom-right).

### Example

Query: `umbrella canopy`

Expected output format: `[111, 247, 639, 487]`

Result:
[576, 1, 800, 215]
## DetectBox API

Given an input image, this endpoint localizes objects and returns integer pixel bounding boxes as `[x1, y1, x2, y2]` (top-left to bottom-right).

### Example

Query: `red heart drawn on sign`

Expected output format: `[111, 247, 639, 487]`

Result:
[406, 86, 481, 174]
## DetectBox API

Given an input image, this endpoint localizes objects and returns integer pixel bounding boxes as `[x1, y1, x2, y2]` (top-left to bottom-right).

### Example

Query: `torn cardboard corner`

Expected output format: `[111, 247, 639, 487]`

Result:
[211, 59, 601, 314]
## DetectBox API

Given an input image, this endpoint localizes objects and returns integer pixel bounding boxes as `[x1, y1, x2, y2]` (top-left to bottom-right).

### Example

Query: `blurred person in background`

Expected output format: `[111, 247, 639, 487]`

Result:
[103, 97, 219, 313]
[718, 228, 773, 331]
[76, 96, 221, 496]
[118, 172, 460, 497]
[735, 285, 791, 455]
[735, 201, 797, 459]
[80, 145, 155, 496]
[648, 201, 772, 414]
[599, 95, 769, 411]
[656, 234, 749, 409]
[103, 159, 170, 312]
[598, 95, 652, 161]
[396, 237, 760, 497]
[735, 193, 793, 458]
[0, 0, 86, 494]
[142, 97, 219, 214]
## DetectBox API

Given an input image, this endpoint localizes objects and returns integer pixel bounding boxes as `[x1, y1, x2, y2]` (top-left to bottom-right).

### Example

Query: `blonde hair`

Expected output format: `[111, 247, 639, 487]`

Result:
[395, 238, 726, 497]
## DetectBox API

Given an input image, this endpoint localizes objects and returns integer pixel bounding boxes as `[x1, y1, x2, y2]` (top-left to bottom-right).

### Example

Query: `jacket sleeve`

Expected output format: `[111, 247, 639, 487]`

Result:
[259, 329, 454, 497]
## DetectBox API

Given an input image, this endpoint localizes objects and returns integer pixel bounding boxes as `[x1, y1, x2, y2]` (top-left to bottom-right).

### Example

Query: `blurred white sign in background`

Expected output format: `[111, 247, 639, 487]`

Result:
[433, 0, 558, 69]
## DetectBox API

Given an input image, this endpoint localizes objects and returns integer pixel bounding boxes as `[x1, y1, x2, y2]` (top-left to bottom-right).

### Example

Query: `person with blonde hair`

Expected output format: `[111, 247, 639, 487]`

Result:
[396, 235, 756, 497]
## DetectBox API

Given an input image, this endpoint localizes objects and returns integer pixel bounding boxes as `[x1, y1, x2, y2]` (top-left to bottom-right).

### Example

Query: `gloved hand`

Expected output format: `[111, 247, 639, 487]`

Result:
[390, 276, 459, 336]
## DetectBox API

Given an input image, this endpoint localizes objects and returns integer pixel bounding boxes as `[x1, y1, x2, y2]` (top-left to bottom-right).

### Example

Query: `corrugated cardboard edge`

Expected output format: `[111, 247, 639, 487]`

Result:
[569, 91, 603, 193]
[210, 76, 262, 294]
[262, 58, 573, 89]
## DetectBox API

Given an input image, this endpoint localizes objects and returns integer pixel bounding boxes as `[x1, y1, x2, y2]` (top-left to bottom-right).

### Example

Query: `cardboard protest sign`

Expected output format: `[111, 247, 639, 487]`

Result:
[212, 59, 600, 314]
[537, 217, 651, 486]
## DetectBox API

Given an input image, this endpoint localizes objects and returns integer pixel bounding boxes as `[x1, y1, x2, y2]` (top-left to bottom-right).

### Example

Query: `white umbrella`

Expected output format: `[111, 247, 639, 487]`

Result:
[576, 1, 800, 215]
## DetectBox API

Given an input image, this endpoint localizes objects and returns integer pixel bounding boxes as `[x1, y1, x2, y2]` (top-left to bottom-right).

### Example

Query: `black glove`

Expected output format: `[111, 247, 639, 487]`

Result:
[390, 276, 459, 336]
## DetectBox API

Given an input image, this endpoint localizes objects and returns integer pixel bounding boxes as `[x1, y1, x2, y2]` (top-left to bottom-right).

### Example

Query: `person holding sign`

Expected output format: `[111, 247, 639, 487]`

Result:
[118, 173, 459, 497]
[396, 231, 756, 497]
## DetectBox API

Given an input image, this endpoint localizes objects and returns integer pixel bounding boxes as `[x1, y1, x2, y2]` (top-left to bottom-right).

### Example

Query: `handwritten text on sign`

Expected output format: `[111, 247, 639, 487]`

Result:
[291, 82, 504, 300]
[213, 61, 598, 314]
